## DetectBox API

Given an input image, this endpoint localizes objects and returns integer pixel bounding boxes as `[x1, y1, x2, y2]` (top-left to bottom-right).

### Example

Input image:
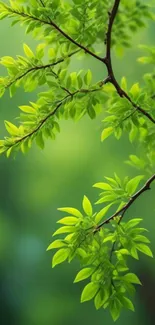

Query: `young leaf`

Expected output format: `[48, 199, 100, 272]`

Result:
[126, 175, 144, 195]
[81, 282, 99, 302]
[52, 226, 75, 236]
[82, 195, 92, 216]
[95, 203, 113, 224]
[123, 273, 142, 285]
[74, 268, 94, 283]
[57, 207, 83, 218]
[119, 296, 135, 311]
[101, 127, 113, 141]
[136, 243, 153, 257]
[47, 240, 67, 251]
[52, 248, 69, 267]
[57, 217, 78, 225]
[110, 299, 122, 322]
[93, 182, 112, 190]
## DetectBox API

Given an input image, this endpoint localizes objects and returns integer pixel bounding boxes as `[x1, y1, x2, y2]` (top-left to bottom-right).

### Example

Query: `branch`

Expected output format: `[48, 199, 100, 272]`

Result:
[94, 174, 155, 233]
[5, 49, 80, 88]
[7, 7, 104, 63]
[103, 0, 155, 124]
[3, 86, 103, 152]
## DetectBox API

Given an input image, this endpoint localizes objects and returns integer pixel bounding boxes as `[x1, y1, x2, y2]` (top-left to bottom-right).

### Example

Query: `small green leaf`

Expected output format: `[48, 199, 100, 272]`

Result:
[5, 120, 19, 136]
[121, 77, 127, 91]
[101, 127, 113, 141]
[57, 217, 78, 225]
[23, 43, 34, 58]
[19, 105, 36, 114]
[52, 226, 75, 236]
[94, 290, 104, 310]
[125, 218, 142, 229]
[74, 268, 94, 283]
[95, 203, 113, 224]
[57, 207, 83, 218]
[119, 296, 134, 311]
[130, 246, 139, 260]
[36, 131, 44, 149]
[93, 182, 112, 190]
[130, 83, 140, 99]
[134, 235, 150, 244]
[126, 175, 144, 195]
[123, 273, 141, 285]
[81, 282, 99, 302]
[47, 240, 67, 250]
[52, 248, 69, 267]
[82, 195, 92, 216]
[136, 243, 153, 257]
[84, 69, 92, 86]
[110, 298, 122, 322]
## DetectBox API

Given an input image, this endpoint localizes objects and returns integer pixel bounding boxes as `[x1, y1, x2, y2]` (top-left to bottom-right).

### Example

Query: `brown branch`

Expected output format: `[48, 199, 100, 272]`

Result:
[7, 7, 105, 64]
[5, 2, 155, 123]
[4, 86, 103, 152]
[103, 0, 155, 124]
[94, 174, 155, 233]
[5, 49, 80, 88]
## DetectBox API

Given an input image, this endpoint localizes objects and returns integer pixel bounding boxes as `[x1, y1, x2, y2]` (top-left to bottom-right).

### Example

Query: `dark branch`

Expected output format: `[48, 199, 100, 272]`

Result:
[103, 0, 155, 124]
[7, 7, 105, 64]
[5, 49, 80, 88]
[94, 174, 155, 233]
[4, 86, 103, 153]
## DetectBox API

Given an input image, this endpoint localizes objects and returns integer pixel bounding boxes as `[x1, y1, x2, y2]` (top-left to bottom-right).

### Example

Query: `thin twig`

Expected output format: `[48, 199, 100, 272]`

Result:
[7, 7, 105, 63]
[5, 49, 80, 88]
[94, 174, 155, 233]
[103, 0, 155, 124]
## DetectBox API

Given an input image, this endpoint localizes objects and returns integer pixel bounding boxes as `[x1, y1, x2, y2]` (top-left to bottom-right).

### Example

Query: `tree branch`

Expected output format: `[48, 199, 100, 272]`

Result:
[5, 49, 80, 88]
[103, 0, 155, 124]
[5, 2, 155, 123]
[4, 86, 103, 152]
[7, 7, 104, 63]
[94, 174, 155, 233]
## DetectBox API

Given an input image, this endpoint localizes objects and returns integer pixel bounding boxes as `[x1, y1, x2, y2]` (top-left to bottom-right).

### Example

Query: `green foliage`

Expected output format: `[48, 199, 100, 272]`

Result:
[0, 0, 155, 322]
[47, 176, 153, 321]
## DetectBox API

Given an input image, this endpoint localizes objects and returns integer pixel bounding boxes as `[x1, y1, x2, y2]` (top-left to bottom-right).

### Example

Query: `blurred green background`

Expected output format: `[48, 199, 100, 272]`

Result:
[0, 2, 155, 325]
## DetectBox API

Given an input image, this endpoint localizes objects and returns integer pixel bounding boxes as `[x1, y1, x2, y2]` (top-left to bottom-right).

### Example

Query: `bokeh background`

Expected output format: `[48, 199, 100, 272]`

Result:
[0, 1, 155, 325]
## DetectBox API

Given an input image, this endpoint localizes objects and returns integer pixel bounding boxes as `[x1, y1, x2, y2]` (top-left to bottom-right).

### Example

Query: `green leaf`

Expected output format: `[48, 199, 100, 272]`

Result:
[95, 203, 113, 224]
[119, 296, 134, 311]
[84, 69, 92, 86]
[52, 248, 69, 267]
[36, 131, 44, 149]
[136, 243, 153, 257]
[57, 217, 78, 225]
[110, 298, 122, 322]
[47, 240, 67, 250]
[130, 246, 139, 260]
[94, 290, 104, 310]
[57, 207, 83, 218]
[74, 268, 94, 283]
[101, 127, 113, 141]
[82, 195, 92, 216]
[123, 273, 141, 285]
[93, 182, 112, 190]
[133, 235, 150, 244]
[121, 77, 127, 91]
[81, 282, 99, 302]
[5, 120, 19, 136]
[126, 175, 144, 195]
[19, 105, 36, 114]
[52, 226, 75, 236]
[125, 218, 142, 229]
[130, 83, 140, 99]
[23, 43, 34, 58]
